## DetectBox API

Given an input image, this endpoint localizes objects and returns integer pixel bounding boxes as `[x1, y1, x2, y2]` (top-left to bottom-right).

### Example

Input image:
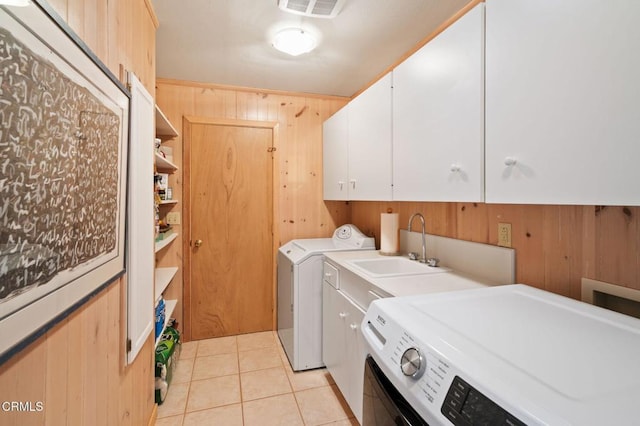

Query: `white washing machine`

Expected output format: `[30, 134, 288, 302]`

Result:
[278, 224, 375, 371]
[362, 284, 640, 425]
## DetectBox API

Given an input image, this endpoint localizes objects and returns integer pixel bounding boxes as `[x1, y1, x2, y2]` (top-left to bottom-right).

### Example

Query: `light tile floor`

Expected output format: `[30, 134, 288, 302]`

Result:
[156, 331, 358, 426]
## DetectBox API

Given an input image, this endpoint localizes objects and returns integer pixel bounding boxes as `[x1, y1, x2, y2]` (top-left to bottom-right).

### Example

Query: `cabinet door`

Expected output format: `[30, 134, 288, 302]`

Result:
[485, 0, 640, 205]
[343, 294, 366, 424]
[323, 106, 349, 200]
[348, 73, 393, 201]
[393, 4, 485, 202]
[126, 73, 155, 364]
[322, 282, 349, 394]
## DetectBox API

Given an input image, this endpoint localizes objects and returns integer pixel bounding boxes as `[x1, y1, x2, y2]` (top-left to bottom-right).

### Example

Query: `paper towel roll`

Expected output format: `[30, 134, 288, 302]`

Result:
[380, 213, 399, 255]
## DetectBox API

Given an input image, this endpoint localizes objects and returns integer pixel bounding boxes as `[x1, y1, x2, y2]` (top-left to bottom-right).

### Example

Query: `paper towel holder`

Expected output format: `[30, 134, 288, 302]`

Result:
[380, 209, 401, 256]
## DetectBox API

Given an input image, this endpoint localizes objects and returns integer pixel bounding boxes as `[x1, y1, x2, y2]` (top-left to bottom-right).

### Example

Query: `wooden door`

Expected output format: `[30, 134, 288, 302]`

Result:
[185, 118, 275, 340]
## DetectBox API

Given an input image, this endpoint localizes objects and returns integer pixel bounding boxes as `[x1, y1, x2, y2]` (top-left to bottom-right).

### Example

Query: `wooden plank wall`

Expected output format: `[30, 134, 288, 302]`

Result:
[351, 202, 640, 299]
[155, 80, 351, 337]
[0, 1, 158, 425]
[153, 77, 640, 335]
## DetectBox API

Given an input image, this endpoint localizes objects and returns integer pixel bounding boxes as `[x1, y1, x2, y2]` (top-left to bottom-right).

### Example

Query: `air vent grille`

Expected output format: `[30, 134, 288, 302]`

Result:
[312, 0, 336, 16]
[286, 0, 309, 13]
[278, 0, 346, 18]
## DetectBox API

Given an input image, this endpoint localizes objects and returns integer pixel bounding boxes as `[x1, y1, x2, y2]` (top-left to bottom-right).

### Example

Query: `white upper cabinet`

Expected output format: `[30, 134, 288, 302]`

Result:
[323, 105, 349, 200]
[348, 73, 393, 201]
[485, 0, 640, 205]
[323, 73, 393, 201]
[393, 4, 485, 202]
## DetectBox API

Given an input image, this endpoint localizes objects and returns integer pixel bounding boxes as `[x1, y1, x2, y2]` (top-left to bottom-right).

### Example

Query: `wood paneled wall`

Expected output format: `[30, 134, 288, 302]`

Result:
[155, 80, 351, 337]
[0, 1, 158, 425]
[153, 77, 640, 336]
[351, 202, 640, 300]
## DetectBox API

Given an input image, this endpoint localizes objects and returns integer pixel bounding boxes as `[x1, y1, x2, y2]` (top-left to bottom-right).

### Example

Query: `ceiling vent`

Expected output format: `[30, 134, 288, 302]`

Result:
[278, 0, 347, 19]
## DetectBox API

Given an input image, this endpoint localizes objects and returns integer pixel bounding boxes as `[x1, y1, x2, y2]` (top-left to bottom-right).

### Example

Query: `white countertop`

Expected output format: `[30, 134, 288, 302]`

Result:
[323, 250, 497, 297]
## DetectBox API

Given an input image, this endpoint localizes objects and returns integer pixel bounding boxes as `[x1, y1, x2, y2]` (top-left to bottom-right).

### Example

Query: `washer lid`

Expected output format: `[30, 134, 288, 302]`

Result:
[398, 284, 640, 424]
[288, 225, 375, 253]
[292, 238, 339, 253]
[411, 285, 640, 400]
[280, 235, 365, 264]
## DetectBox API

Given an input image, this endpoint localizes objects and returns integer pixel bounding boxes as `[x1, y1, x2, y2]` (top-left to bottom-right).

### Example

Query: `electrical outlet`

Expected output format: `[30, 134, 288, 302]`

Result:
[498, 223, 512, 247]
[166, 212, 181, 225]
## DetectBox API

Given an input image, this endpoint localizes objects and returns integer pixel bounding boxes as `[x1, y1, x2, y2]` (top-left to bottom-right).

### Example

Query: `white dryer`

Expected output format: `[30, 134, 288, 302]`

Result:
[278, 225, 375, 371]
[362, 284, 640, 425]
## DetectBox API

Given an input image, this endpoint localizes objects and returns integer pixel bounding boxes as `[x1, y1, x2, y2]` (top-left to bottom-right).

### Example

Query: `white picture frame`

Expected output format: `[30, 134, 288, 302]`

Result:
[0, 0, 130, 363]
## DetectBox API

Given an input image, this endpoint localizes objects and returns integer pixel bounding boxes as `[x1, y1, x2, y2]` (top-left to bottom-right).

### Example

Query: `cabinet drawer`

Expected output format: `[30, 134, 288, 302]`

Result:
[340, 267, 392, 311]
[365, 289, 385, 307]
[323, 262, 339, 289]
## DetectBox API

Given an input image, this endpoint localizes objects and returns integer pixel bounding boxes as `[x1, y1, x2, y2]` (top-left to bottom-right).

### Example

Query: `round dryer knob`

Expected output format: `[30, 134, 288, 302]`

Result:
[400, 347, 425, 379]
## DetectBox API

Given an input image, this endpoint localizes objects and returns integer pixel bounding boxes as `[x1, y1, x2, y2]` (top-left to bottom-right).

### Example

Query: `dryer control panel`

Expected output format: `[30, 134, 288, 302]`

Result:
[442, 376, 525, 426]
[332, 224, 375, 249]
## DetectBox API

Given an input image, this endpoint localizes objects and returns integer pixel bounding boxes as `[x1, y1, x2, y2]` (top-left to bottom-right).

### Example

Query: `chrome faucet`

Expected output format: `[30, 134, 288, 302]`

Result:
[408, 213, 427, 263]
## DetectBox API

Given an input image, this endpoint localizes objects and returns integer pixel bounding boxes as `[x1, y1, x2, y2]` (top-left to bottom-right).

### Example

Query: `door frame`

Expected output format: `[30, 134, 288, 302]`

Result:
[182, 116, 280, 341]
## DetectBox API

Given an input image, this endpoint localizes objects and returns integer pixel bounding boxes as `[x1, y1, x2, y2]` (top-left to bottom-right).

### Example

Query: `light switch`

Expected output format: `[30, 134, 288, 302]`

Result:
[166, 212, 181, 225]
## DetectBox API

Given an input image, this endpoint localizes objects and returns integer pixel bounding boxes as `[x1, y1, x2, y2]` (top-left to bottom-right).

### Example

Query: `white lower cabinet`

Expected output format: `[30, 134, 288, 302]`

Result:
[322, 259, 390, 424]
[322, 281, 365, 424]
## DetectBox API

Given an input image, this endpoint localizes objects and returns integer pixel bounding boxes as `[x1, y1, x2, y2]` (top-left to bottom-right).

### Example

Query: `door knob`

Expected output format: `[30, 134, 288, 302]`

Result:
[194, 239, 203, 247]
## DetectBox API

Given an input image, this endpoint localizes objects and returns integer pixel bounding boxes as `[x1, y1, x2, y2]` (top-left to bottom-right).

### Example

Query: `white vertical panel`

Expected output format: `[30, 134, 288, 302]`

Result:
[322, 106, 349, 200]
[485, 0, 640, 205]
[126, 73, 155, 364]
[348, 73, 393, 201]
[393, 4, 485, 202]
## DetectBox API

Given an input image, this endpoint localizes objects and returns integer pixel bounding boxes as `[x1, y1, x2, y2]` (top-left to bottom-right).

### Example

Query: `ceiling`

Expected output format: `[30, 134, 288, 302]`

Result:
[151, 0, 471, 97]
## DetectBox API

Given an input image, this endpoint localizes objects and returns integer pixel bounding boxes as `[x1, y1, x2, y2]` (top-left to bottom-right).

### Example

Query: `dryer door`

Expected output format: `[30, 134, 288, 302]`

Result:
[363, 356, 429, 426]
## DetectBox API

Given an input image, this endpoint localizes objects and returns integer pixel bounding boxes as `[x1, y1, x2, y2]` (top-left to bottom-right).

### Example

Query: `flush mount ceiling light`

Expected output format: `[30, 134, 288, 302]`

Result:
[0, 0, 30, 6]
[272, 28, 317, 56]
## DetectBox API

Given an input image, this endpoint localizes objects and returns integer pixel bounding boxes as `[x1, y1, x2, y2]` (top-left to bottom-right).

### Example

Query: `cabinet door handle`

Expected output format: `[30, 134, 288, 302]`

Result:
[504, 157, 517, 167]
[350, 323, 358, 331]
[350, 179, 356, 189]
[339, 312, 347, 319]
[450, 163, 461, 172]
[338, 181, 344, 190]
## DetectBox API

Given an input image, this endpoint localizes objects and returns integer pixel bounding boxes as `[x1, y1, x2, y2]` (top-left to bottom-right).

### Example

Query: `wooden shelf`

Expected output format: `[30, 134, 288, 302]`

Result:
[154, 104, 180, 350]
[155, 267, 179, 302]
[155, 152, 178, 172]
[154, 299, 177, 348]
[155, 233, 178, 253]
[155, 105, 178, 138]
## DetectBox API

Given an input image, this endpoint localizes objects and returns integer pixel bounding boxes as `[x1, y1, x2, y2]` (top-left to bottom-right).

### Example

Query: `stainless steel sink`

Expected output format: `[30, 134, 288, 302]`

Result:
[348, 257, 449, 278]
